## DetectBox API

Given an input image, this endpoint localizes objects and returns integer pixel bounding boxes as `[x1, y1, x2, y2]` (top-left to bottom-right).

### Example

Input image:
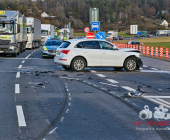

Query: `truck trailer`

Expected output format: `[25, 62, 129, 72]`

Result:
[41, 24, 54, 44]
[26, 17, 41, 49]
[0, 10, 27, 56]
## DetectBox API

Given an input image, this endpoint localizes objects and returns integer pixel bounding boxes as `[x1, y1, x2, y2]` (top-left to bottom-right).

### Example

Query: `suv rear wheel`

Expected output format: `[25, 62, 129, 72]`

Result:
[71, 57, 86, 72]
[124, 57, 137, 71]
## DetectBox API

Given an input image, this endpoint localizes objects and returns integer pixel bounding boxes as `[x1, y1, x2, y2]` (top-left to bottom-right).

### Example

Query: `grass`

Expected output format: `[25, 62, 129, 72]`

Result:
[74, 32, 86, 36]
[116, 36, 170, 49]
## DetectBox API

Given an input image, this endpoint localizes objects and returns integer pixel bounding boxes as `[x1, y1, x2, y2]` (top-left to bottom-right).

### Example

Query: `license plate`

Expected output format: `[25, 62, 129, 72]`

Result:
[57, 51, 60, 55]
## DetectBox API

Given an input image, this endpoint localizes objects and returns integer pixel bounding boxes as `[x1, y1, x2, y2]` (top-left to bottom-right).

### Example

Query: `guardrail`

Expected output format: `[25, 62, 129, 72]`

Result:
[112, 42, 169, 60]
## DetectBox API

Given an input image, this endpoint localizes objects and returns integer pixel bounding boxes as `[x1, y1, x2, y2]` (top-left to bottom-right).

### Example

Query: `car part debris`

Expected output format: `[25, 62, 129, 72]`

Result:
[124, 86, 146, 97]
[58, 102, 62, 105]
[39, 71, 48, 73]
[88, 77, 93, 80]
[84, 91, 93, 93]
[38, 83, 43, 85]
[44, 81, 49, 84]
[42, 86, 45, 88]
[36, 73, 39, 76]
[158, 88, 162, 91]
[147, 86, 151, 88]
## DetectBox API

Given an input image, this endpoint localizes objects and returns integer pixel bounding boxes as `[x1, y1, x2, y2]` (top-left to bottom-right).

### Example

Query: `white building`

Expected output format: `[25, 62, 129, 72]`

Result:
[160, 19, 168, 28]
[41, 12, 49, 18]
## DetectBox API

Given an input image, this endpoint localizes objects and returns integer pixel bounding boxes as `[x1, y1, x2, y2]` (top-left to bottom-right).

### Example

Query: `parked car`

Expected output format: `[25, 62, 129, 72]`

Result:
[113, 37, 118, 40]
[42, 40, 62, 58]
[117, 36, 123, 40]
[127, 41, 141, 45]
[54, 39, 143, 72]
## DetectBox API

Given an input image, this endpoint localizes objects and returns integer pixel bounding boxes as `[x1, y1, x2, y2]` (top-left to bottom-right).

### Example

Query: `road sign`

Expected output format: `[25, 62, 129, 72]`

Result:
[84, 27, 90, 33]
[91, 22, 100, 31]
[86, 32, 95, 39]
[130, 25, 138, 34]
[96, 32, 105, 39]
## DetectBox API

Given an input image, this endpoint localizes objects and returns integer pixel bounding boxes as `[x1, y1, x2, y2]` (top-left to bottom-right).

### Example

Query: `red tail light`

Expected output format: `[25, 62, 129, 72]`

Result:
[61, 50, 70, 54]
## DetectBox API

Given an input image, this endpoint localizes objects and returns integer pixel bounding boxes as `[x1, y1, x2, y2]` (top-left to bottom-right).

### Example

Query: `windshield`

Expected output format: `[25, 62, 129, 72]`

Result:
[107, 33, 112, 36]
[27, 27, 31, 34]
[0, 23, 14, 34]
[45, 41, 62, 46]
[41, 30, 48, 36]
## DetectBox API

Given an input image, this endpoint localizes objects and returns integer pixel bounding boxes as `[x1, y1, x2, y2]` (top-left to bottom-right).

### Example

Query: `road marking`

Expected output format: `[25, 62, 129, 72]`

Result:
[22, 60, 25, 63]
[143, 65, 148, 67]
[16, 72, 20, 78]
[147, 98, 170, 109]
[99, 82, 119, 87]
[18, 65, 22, 69]
[66, 109, 69, 113]
[97, 74, 106, 77]
[156, 99, 170, 106]
[90, 70, 96, 73]
[69, 102, 71, 106]
[25, 54, 31, 59]
[150, 68, 158, 70]
[61, 117, 64, 122]
[121, 86, 136, 92]
[69, 97, 72, 101]
[106, 79, 119, 83]
[15, 84, 20, 94]
[16, 106, 26, 127]
[143, 96, 170, 98]
[139, 70, 170, 74]
[49, 127, 57, 134]
[69, 93, 71, 96]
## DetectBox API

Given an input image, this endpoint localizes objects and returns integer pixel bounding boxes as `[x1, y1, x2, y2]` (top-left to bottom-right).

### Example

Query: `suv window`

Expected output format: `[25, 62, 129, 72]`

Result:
[75, 42, 83, 48]
[132, 42, 140, 45]
[60, 42, 70, 48]
[83, 41, 100, 49]
[99, 41, 114, 50]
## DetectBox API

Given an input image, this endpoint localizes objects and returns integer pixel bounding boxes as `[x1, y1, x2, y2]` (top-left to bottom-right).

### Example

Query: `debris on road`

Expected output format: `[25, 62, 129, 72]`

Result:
[77, 74, 84, 76]
[84, 91, 93, 93]
[88, 77, 93, 80]
[42, 86, 45, 88]
[38, 83, 43, 85]
[58, 102, 62, 105]
[158, 88, 162, 91]
[44, 81, 49, 84]
[146, 86, 151, 88]
[124, 86, 146, 97]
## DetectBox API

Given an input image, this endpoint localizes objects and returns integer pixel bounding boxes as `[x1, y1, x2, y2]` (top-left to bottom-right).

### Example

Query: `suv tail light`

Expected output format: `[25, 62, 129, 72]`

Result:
[61, 50, 70, 54]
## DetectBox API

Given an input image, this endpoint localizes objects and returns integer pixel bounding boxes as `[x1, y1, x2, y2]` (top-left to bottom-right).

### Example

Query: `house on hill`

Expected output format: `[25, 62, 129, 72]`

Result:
[41, 12, 49, 18]
[160, 19, 168, 28]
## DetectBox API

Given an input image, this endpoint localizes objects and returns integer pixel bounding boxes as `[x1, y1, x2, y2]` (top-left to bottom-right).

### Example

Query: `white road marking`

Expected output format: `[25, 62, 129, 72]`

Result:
[69, 93, 71, 96]
[49, 127, 57, 134]
[18, 65, 22, 69]
[90, 70, 96, 73]
[106, 79, 119, 84]
[69, 102, 71, 106]
[147, 98, 170, 109]
[69, 97, 72, 101]
[61, 117, 64, 122]
[16, 106, 26, 127]
[16, 72, 20, 78]
[15, 84, 20, 94]
[150, 68, 158, 70]
[121, 86, 136, 92]
[21, 60, 25, 63]
[143, 96, 170, 98]
[97, 74, 106, 77]
[156, 99, 170, 106]
[143, 65, 148, 67]
[99, 82, 119, 87]
[66, 109, 69, 113]
[139, 70, 170, 74]
[66, 89, 69, 91]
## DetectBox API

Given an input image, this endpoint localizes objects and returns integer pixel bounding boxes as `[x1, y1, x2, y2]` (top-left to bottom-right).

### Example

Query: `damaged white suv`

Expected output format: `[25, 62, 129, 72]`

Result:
[54, 39, 143, 72]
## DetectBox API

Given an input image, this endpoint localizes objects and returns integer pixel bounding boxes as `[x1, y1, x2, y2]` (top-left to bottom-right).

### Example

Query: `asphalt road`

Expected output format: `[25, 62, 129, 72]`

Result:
[0, 48, 170, 140]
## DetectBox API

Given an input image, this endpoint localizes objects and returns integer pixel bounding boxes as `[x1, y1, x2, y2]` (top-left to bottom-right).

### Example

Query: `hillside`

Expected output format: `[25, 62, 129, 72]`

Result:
[0, 0, 170, 32]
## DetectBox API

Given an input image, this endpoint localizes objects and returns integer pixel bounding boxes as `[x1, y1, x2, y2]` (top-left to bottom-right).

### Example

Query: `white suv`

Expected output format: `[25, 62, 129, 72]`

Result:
[54, 39, 143, 72]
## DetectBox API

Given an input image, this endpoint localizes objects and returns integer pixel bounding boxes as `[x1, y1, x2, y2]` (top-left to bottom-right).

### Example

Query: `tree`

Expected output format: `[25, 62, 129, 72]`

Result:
[150, 6, 156, 16]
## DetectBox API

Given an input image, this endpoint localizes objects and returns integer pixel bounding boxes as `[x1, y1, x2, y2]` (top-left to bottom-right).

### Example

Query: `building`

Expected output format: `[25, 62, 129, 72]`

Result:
[41, 12, 49, 18]
[160, 19, 168, 28]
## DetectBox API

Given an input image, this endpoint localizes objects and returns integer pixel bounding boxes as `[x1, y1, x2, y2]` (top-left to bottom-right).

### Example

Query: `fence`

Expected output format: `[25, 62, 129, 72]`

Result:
[112, 42, 170, 60]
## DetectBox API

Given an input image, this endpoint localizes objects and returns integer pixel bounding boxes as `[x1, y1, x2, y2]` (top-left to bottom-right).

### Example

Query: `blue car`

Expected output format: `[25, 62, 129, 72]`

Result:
[42, 40, 62, 58]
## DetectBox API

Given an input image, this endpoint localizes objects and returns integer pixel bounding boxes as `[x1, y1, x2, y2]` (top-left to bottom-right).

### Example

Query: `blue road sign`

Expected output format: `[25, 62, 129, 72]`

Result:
[96, 32, 105, 39]
[91, 22, 100, 31]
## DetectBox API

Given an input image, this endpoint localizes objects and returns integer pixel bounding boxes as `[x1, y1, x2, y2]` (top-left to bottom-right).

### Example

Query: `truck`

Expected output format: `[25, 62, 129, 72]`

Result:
[135, 31, 146, 37]
[41, 24, 54, 44]
[0, 10, 27, 56]
[59, 28, 74, 41]
[156, 30, 167, 35]
[106, 31, 118, 40]
[26, 17, 41, 49]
